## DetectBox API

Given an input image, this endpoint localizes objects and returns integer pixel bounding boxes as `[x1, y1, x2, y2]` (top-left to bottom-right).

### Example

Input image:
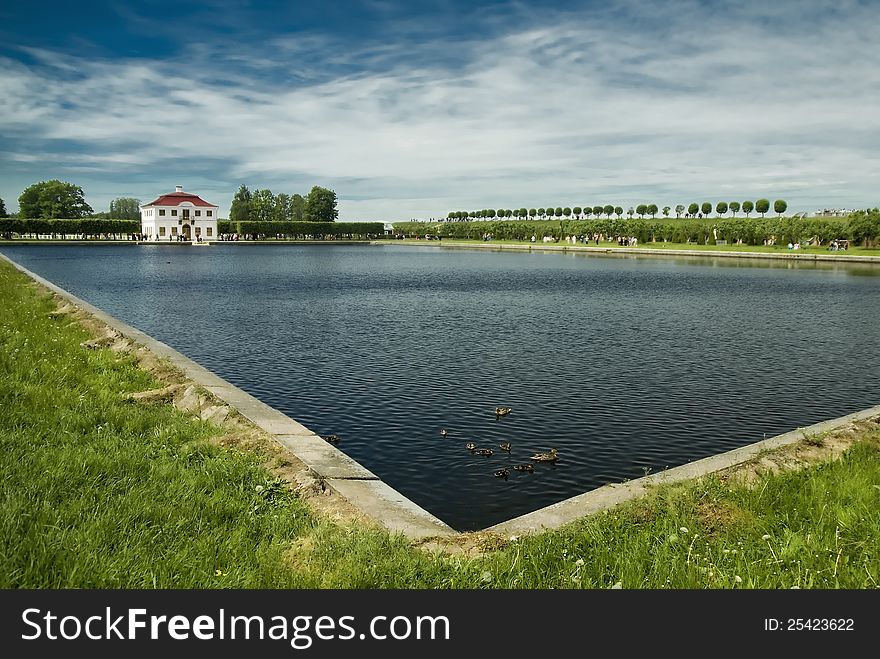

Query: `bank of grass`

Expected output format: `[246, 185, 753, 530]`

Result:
[1, 258, 878, 588]
[397, 237, 880, 258]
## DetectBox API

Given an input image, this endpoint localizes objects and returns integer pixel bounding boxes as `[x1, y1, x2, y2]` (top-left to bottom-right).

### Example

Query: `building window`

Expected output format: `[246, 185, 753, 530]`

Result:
[195, 210, 201, 216]
[206, 210, 213, 217]
[159, 209, 165, 216]
[195, 227, 202, 236]
[171, 226, 178, 235]
[159, 226, 166, 236]
[171, 209, 178, 216]
[206, 227, 213, 237]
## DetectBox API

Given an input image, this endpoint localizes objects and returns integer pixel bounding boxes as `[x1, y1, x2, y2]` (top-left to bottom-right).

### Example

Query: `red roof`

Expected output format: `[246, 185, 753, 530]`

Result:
[143, 191, 217, 208]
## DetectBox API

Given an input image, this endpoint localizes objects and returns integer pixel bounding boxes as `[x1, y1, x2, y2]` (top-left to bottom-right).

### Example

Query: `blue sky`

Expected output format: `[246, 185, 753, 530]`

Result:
[1, 0, 878, 220]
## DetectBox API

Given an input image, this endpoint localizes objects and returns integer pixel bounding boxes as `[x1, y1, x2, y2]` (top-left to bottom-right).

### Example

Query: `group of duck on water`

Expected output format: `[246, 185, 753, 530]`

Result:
[321, 406, 558, 481]
[441, 407, 558, 481]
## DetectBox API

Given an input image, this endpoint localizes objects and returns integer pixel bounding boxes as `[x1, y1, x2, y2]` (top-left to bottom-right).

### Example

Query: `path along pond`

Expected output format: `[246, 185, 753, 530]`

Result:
[4, 244, 879, 531]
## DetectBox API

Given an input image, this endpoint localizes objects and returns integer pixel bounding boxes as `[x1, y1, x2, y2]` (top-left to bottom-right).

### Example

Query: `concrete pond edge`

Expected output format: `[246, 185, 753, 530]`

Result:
[1, 252, 454, 540]
[3, 251, 878, 541]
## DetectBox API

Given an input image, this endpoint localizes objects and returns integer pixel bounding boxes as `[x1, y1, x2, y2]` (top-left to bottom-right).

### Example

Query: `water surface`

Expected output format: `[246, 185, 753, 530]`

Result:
[4, 244, 879, 530]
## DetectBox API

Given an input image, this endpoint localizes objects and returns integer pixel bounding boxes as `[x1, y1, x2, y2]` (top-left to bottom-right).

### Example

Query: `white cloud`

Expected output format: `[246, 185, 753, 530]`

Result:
[1, 1, 879, 218]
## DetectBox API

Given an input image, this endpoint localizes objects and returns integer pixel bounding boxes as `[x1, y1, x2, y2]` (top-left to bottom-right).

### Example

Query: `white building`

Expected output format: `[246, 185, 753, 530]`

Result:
[140, 186, 219, 242]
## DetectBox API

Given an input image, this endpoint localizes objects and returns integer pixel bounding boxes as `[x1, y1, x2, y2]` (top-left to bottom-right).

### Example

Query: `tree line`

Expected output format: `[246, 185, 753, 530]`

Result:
[229, 185, 338, 223]
[401, 210, 880, 248]
[5, 180, 141, 220]
[3, 180, 342, 224]
[0, 218, 385, 241]
[446, 199, 789, 221]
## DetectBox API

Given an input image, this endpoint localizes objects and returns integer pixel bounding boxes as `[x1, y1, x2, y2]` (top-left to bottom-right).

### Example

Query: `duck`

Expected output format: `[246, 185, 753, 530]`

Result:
[321, 434, 340, 444]
[513, 463, 534, 473]
[476, 448, 494, 457]
[499, 442, 512, 452]
[495, 407, 512, 417]
[530, 448, 558, 463]
[493, 468, 510, 480]
[465, 442, 477, 451]
[440, 428, 449, 437]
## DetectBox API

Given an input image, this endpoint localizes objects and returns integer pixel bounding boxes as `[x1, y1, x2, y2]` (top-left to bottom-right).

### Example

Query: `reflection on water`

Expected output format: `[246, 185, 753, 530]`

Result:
[4, 244, 879, 530]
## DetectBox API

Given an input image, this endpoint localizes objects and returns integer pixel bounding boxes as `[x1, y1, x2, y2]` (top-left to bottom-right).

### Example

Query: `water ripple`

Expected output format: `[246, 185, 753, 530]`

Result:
[4, 244, 879, 530]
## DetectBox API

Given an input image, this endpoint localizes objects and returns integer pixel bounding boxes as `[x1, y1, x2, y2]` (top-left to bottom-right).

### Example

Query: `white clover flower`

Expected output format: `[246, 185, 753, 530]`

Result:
[575, 558, 584, 567]
[679, 527, 689, 534]
[735, 575, 743, 584]
[255, 485, 264, 493]
[762, 534, 771, 540]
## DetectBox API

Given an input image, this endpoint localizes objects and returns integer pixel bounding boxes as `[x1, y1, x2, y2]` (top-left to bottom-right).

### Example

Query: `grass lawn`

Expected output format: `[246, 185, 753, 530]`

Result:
[1, 258, 878, 588]
[397, 238, 880, 258]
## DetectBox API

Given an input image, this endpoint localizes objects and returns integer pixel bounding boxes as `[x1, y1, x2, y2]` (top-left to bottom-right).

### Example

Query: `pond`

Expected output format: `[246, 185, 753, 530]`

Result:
[4, 243, 879, 531]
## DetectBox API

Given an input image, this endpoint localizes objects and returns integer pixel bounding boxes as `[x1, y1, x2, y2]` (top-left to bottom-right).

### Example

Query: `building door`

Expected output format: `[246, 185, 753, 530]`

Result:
[182, 224, 191, 240]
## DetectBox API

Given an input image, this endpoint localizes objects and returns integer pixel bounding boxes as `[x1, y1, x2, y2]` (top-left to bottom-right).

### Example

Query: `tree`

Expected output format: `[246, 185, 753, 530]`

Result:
[488, 209, 497, 219]
[537, 208, 545, 219]
[18, 180, 92, 219]
[675, 204, 684, 218]
[647, 203, 658, 218]
[563, 207, 572, 218]
[700, 202, 712, 217]
[729, 201, 740, 217]
[572, 206, 582, 219]
[662, 206, 670, 218]
[755, 199, 770, 218]
[688, 203, 699, 217]
[715, 201, 728, 217]
[519, 208, 527, 219]
[593, 205, 604, 217]
[304, 186, 339, 222]
[273, 193, 291, 221]
[614, 206, 623, 219]
[756, 198, 774, 218]
[529, 208, 537, 219]
[250, 189, 276, 222]
[742, 200, 754, 217]
[229, 184, 252, 221]
[603, 204, 614, 218]
[636, 203, 647, 218]
[108, 197, 141, 220]
[0, 197, 7, 218]
[774, 199, 788, 217]
[554, 207, 563, 217]
[627, 207, 634, 219]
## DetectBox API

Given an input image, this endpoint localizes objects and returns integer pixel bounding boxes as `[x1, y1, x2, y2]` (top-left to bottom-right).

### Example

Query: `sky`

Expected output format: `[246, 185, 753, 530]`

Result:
[1, 0, 878, 221]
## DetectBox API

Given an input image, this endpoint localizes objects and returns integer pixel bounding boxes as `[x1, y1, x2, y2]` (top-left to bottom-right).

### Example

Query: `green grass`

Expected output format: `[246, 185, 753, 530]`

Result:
[400, 237, 880, 257]
[1, 258, 879, 588]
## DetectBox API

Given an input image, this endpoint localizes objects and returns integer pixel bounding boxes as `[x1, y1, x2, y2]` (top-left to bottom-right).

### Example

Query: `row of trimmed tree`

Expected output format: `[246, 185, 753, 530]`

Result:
[402, 209, 880, 247]
[447, 200, 788, 221]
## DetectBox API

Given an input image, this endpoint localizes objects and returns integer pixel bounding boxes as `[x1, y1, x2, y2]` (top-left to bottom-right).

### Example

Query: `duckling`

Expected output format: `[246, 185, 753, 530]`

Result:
[499, 442, 512, 452]
[493, 468, 510, 480]
[465, 442, 477, 452]
[321, 434, 340, 444]
[440, 428, 449, 437]
[512, 463, 534, 473]
[476, 448, 494, 457]
[530, 447, 558, 463]
[495, 407, 512, 417]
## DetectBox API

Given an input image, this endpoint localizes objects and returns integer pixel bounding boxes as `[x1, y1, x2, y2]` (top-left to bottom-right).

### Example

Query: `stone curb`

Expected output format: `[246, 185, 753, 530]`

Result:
[0, 252, 455, 540]
[374, 240, 880, 264]
[487, 404, 880, 536]
[4, 250, 877, 540]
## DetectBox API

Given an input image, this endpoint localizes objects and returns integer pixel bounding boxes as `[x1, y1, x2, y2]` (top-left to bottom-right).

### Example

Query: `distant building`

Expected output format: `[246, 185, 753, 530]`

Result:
[140, 186, 218, 241]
